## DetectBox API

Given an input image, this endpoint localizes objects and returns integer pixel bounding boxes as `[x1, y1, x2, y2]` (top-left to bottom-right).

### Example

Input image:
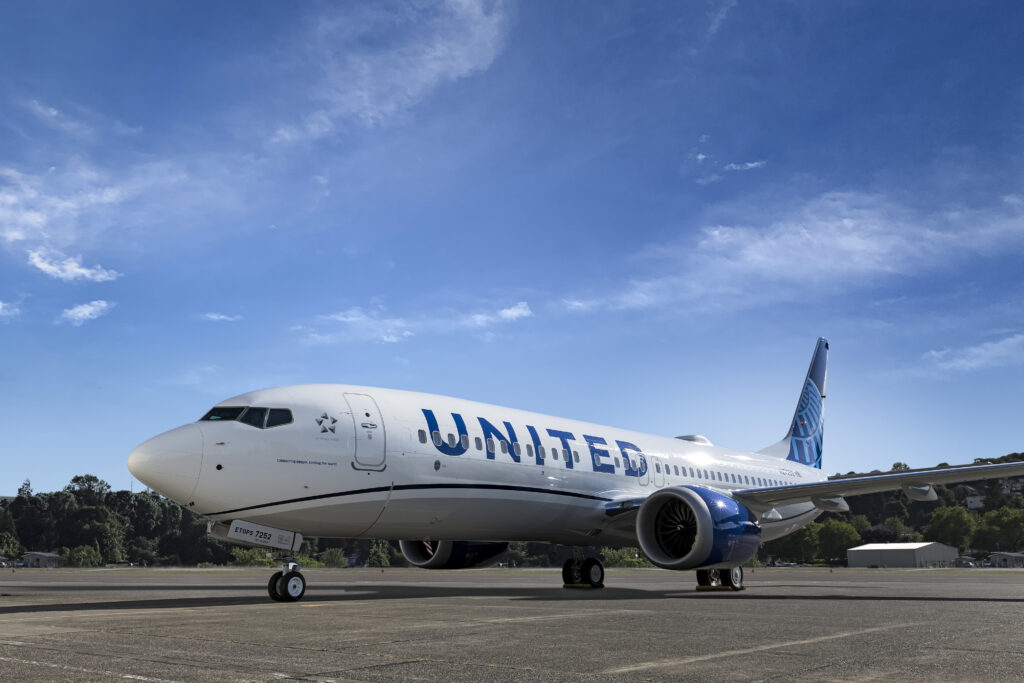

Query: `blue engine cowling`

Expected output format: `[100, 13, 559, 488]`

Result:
[399, 540, 509, 569]
[635, 486, 761, 570]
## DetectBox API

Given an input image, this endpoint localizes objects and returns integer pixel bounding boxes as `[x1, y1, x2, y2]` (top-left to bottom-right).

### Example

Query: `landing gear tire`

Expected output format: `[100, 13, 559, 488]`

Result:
[562, 558, 581, 585]
[696, 568, 722, 587]
[267, 571, 285, 601]
[275, 570, 306, 602]
[581, 558, 605, 588]
[722, 566, 744, 591]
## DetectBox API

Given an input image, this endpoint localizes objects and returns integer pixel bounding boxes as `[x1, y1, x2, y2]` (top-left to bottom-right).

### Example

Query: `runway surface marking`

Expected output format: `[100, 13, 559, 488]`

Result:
[602, 621, 923, 674]
[0, 654, 185, 682]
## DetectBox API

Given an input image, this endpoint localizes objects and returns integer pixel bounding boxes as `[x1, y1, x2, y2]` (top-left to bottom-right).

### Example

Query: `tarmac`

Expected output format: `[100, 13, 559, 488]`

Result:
[1, 566, 1022, 682]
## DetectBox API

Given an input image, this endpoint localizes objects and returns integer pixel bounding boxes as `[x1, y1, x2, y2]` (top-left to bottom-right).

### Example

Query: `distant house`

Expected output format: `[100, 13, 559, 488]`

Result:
[965, 495, 986, 510]
[847, 542, 958, 568]
[988, 552, 1024, 568]
[21, 552, 60, 568]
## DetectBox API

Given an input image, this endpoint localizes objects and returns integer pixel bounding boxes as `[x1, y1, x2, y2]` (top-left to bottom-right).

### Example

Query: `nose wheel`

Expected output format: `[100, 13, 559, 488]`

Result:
[267, 561, 306, 602]
[561, 557, 605, 588]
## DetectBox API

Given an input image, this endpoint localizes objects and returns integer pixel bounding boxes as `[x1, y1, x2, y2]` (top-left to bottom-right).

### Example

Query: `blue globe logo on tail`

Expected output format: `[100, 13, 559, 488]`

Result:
[787, 377, 823, 468]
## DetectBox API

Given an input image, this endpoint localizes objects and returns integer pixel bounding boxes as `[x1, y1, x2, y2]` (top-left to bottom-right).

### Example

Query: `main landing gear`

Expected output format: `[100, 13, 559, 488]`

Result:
[268, 559, 306, 602]
[562, 556, 605, 588]
[695, 566, 744, 591]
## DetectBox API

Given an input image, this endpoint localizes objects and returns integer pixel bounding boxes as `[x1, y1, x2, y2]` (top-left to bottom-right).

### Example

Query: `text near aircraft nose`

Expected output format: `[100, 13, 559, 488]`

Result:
[127, 423, 204, 504]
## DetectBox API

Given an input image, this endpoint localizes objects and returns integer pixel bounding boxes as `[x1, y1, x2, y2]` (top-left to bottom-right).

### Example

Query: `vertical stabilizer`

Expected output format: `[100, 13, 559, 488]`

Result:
[758, 338, 828, 468]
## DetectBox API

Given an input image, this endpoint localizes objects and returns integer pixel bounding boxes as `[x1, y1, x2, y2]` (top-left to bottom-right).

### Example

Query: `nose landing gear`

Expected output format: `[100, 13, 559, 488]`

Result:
[268, 560, 306, 602]
[561, 553, 605, 588]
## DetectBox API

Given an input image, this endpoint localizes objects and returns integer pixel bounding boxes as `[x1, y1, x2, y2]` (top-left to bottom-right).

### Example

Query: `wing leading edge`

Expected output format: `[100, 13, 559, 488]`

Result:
[733, 461, 1024, 511]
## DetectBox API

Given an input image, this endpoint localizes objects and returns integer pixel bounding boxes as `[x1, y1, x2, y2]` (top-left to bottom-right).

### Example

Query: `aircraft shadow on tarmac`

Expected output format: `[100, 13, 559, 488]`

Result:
[2, 583, 1024, 615]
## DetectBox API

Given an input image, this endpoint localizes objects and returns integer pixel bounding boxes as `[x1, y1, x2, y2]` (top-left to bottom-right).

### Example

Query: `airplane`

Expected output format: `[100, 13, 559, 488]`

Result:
[127, 338, 1024, 601]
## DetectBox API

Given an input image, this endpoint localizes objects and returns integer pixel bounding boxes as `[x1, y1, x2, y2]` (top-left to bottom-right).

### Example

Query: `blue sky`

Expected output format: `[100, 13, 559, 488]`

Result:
[2, 1, 1023, 495]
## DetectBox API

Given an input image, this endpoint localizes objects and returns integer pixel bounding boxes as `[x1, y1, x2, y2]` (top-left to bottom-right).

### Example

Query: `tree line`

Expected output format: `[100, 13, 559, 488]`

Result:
[1, 454, 1021, 568]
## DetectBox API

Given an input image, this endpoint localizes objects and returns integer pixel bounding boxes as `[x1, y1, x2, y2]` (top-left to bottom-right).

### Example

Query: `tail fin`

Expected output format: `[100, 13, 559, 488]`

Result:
[758, 338, 828, 469]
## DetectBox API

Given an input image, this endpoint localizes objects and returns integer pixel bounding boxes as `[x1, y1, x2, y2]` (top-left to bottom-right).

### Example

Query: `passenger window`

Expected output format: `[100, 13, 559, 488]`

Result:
[487, 438, 495, 453]
[573, 451, 580, 463]
[526, 444, 534, 458]
[266, 409, 293, 428]
[500, 441, 508, 454]
[447, 433, 456, 448]
[717, 472, 723, 481]
[514, 442, 522, 457]
[461, 434, 469, 449]
[418, 429, 427, 444]
[731, 474, 737, 483]
[433, 431, 442, 447]
[614, 457, 620, 468]
[674, 466, 679, 475]
[655, 463, 661, 473]
[563, 449, 570, 461]
[689, 468, 695, 477]
[475, 437, 483, 451]
[240, 407, 267, 429]
[539, 445, 546, 458]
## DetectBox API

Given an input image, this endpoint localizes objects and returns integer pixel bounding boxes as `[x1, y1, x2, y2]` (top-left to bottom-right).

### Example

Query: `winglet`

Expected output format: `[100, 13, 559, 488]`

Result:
[758, 338, 828, 469]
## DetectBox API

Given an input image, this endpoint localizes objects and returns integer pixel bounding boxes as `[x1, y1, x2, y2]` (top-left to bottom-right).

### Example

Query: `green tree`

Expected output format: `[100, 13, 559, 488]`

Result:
[924, 506, 976, 551]
[600, 547, 652, 567]
[817, 519, 861, 564]
[882, 517, 920, 541]
[321, 548, 349, 567]
[971, 507, 1024, 552]
[763, 523, 820, 563]
[64, 475, 111, 507]
[367, 539, 391, 567]
[0, 531, 22, 558]
[229, 547, 275, 566]
[64, 544, 102, 567]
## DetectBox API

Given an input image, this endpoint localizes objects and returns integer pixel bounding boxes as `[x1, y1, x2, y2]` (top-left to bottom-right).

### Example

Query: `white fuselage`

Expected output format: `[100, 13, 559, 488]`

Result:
[129, 384, 824, 548]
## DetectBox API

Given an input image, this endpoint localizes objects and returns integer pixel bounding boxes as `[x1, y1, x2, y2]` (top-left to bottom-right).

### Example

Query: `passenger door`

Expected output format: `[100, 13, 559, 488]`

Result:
[344, 393, 386, 470]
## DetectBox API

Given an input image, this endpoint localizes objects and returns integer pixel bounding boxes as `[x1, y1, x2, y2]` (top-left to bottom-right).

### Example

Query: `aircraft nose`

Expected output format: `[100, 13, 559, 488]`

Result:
[128, 423, 204, 504]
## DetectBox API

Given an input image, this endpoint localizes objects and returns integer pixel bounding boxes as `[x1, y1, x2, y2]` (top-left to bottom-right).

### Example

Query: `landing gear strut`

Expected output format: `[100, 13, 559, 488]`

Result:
[562, 554, 605, 588]
[696, 566, 744, 591]
[268, 560, 306, 602]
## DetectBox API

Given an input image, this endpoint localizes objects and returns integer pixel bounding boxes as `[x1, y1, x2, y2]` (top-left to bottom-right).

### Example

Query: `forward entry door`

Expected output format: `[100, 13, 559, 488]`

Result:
[344, 393, 386, 470]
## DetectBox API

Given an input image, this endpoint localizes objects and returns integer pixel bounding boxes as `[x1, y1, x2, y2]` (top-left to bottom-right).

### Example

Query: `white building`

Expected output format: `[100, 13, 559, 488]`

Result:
[988, 552, 1024, 568]
[21, 552, 60, 568]
[847, 542, 958, 568]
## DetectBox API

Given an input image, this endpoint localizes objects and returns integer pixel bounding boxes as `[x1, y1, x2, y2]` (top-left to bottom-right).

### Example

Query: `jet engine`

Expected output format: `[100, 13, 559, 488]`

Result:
[635, 486, 760, 570]
[398, 540, 509, 569]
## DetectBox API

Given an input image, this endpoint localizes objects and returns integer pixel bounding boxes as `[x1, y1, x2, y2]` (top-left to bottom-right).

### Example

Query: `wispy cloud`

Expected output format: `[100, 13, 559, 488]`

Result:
[563, 190, 1024, 314]
[58, 300, 115, 326]
[201, 313, 242, 322]
[696, 174, 722, 185]
[20, 99, 91, 138]
[724, 160, 766, 171]
[270, 0, 510, 143]
[925, 334, 1024, 372]
[0, 300, 21, 319]
[28, 248, 121, 282]
[302, 299, 534, 344]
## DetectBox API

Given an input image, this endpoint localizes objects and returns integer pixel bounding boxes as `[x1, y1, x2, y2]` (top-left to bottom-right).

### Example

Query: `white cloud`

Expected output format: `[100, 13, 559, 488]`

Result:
[202, 313, 242, 322]
[304, 299, 533, 344]
[925, 334, 1024, 372]
[28, 249, 121, 282]
[696, 174, 722, 185]
[499, 301, 532, 320]
[271, 0, 510, 143]
[58, 300, 114, 326]
[0, 300, 21, 319]
[724, 160, 766, 171]
[20, 99, 92, 138]
[706, 0, 737, 42]
[564, 190, 1024, 314]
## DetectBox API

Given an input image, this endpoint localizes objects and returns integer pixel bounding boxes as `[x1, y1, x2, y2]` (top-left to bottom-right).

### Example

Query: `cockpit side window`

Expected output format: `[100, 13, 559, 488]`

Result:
[266, 409, 293, 428]
[200, 406, 246, 422]
[239, 407, 268, 428]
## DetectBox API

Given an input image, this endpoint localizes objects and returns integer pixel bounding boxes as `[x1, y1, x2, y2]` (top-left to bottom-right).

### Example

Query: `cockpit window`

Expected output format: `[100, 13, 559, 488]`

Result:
[201, 406, 246, 422]
[239, 407, 268, 428]
[266, 408, 293, 428]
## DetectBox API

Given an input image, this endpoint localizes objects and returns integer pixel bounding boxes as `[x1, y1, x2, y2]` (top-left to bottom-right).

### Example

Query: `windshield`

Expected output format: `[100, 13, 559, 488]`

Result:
[200, 406, 246, 421]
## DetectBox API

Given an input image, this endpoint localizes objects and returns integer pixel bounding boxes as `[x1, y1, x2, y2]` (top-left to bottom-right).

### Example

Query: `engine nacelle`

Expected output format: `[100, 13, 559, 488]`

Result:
[636, 486, 761, 570]
[399, 540, 509, 569]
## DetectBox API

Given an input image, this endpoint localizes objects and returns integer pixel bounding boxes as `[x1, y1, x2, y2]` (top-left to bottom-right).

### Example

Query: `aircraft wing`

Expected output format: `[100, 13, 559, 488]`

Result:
[733, 461, 1024, 510]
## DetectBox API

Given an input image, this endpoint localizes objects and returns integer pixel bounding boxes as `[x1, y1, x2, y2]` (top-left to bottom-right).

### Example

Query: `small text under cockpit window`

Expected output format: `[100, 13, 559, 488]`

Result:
[200, 406, 246, 422]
